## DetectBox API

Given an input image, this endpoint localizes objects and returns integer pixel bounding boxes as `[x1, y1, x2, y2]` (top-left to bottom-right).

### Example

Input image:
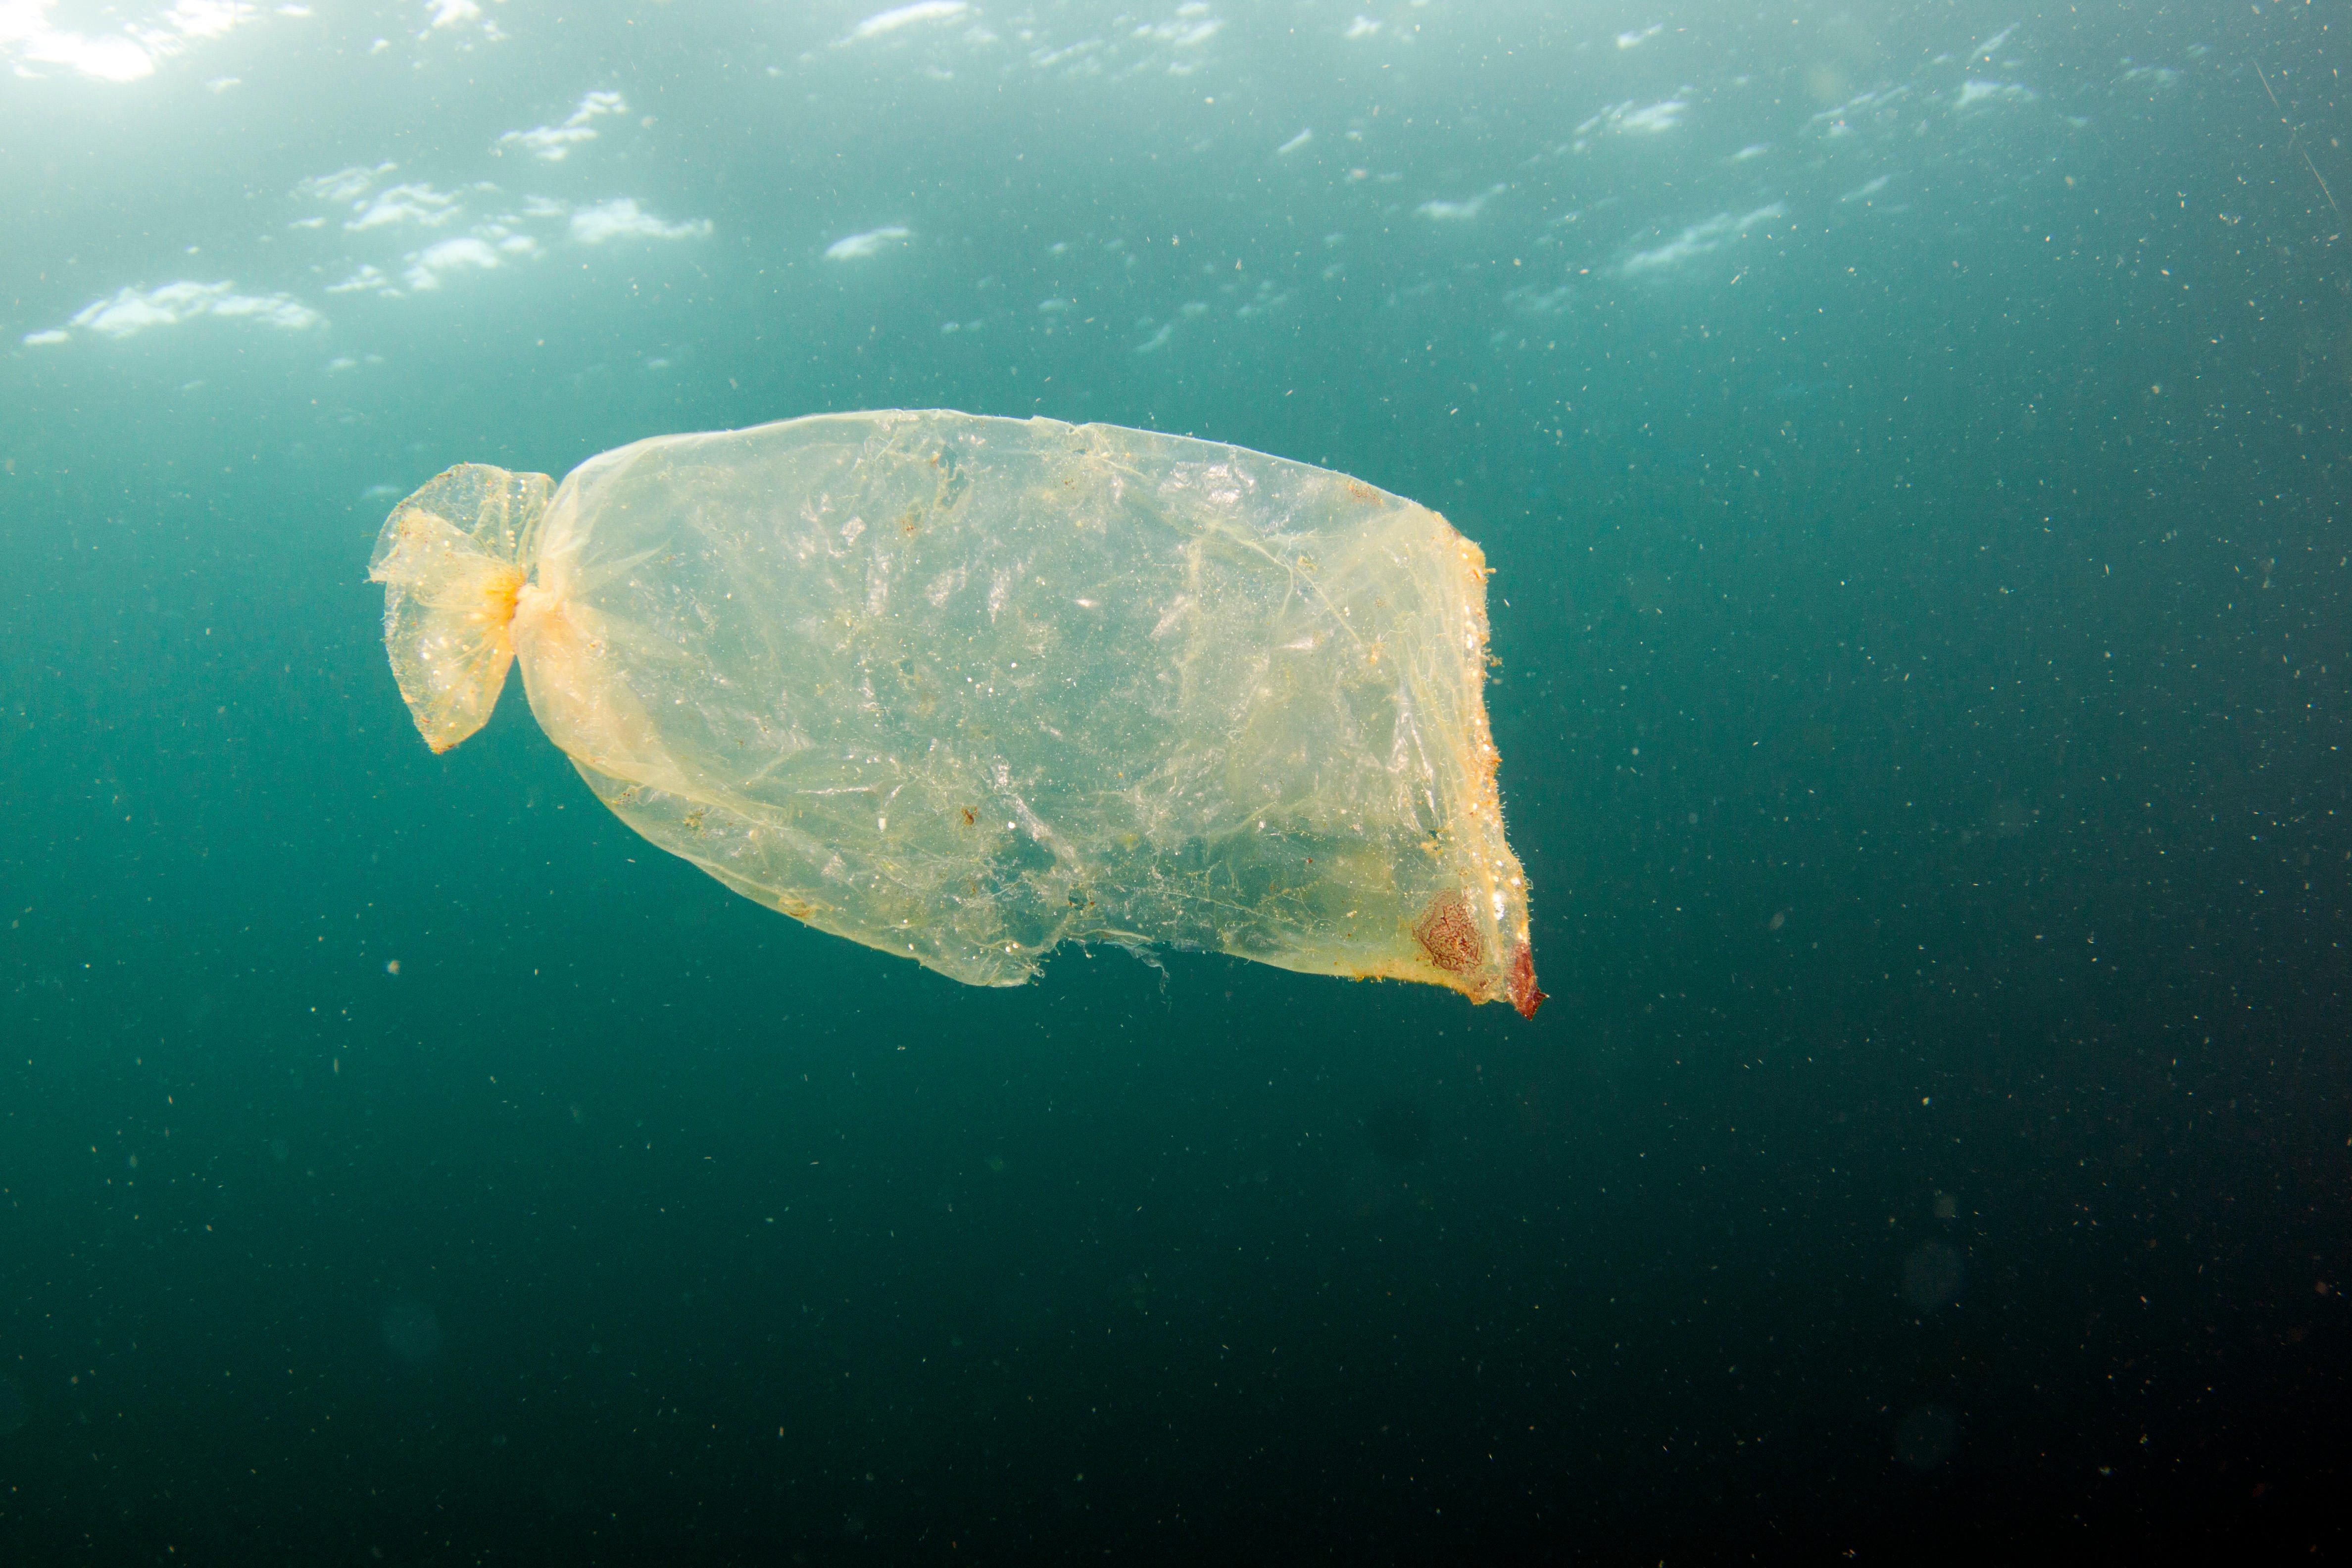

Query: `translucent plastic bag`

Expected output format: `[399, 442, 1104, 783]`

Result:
[370, 411, 1541, 1015]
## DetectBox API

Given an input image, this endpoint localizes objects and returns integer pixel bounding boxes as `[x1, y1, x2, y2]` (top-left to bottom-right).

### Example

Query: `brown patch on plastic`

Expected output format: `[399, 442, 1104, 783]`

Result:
[1413, 890, 1483, 976]
[481, 563, 524, 632]
[1507, 942, 1546, 1020]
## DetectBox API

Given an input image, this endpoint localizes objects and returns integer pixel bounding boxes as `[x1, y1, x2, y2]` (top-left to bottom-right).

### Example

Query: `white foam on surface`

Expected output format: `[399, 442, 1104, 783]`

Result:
[847, 2, 970, 42]
[498, 91, 629, 162]
[569, 199, 712, 245]
[324, 264, 389, 294]
[346, 182, 464, 231]
[1620, 204, 1786, 276]
[297, 165, 395, 206]
[1617, 98, 1687, 134]
[52, 280, 320, 341]
[403, 236, 503, 290]
[290, 177, 708, 300]
[1, 0, 268, 82]
[2, 9, 2183, 386]
[1955, 79, 2034, 110]
[1969, 23, 2018, 61]
[1418, 185, 1506, 221]
[825, 225, 914, 259]
[423, 0, 499, 40]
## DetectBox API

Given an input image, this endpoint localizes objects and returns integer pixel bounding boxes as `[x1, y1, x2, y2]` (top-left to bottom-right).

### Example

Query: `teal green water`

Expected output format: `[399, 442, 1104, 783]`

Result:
[3, 2, 2348, 1560]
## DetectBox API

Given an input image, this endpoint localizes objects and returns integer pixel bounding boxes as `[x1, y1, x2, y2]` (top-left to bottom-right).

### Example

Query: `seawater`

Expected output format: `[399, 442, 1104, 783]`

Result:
[2, 2, 2347, 1561]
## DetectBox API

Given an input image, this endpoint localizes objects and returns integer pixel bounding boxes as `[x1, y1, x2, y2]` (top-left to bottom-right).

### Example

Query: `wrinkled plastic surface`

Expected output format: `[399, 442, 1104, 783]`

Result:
[367, 464, 552, 753]
[371, 411, 1540, 1014]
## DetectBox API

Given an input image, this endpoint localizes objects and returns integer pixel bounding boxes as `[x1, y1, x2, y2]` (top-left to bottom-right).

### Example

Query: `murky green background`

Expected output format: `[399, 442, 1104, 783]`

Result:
[3, 1, 2347, 1559]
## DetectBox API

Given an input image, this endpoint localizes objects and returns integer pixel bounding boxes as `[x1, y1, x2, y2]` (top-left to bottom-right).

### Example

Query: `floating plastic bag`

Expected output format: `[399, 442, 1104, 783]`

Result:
[370, 411, 1541, 1015]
